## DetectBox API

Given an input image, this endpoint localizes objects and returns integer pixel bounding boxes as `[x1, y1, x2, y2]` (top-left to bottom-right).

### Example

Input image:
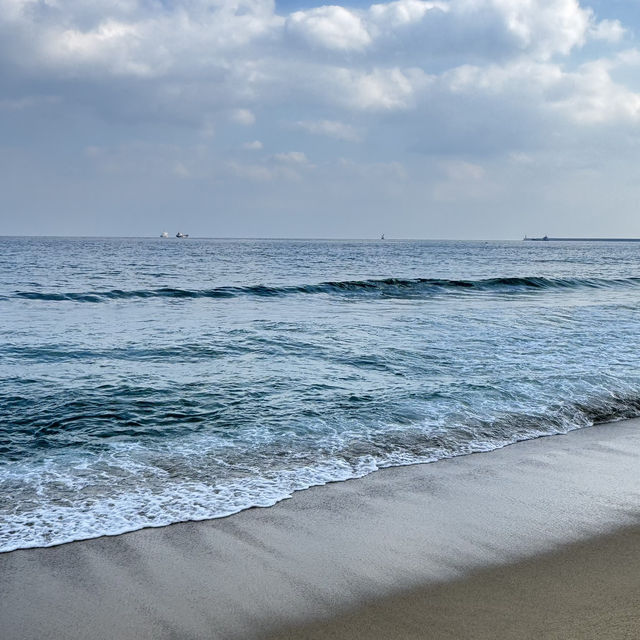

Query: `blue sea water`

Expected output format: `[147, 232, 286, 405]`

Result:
[2, 237, 640, 552]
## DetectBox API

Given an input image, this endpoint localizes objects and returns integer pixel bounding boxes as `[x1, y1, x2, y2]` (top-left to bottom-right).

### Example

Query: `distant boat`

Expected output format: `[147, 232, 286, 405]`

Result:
[176, 232, 189, 238]
[160, 231, 169, 238]
[381, 233, 385, 240]
[524, 236, 640, 242]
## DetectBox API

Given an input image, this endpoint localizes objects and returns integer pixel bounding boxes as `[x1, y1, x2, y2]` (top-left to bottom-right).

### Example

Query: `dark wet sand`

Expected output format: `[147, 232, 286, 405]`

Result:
[270, 526, 640, 639]
[2, 419, 640, 639]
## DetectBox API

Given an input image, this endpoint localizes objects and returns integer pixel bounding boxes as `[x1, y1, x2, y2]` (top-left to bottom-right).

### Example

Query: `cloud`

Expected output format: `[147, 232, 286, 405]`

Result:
[50, 20, 150, 76]
[440, 158, 485, 180]
[294, 119, 360, 141]
[589, 18, 625, 43]
[0, 0, 631, 126]
[551, 60, 640, 124]
[273, 151, 308, 164]
[0, 0, 283, 84]
[2, 0, 640, 237]
[368, 0, 449, 29]
[286, 6, 372, 51]
[433, 158, 494, 202]
[228, 153, 311, 181]
[227, 161, 274, 181]
[441, 53, 640, 126]
[476, 0, 592, 59]
[231, 108, 256, 125]
[325, 67, 432, 110]
[338, 158, 407, 180]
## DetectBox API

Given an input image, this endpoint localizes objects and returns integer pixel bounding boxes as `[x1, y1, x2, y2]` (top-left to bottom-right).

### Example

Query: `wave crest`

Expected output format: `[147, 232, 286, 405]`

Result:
[13, 275, 640, 303]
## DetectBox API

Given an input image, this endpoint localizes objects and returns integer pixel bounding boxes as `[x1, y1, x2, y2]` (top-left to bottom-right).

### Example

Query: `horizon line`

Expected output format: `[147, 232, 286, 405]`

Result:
[5, 234, 639, 242]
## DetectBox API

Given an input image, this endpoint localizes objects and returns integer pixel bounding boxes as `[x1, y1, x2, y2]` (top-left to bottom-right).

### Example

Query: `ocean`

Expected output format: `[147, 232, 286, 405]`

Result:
[2, 237, 640, 552]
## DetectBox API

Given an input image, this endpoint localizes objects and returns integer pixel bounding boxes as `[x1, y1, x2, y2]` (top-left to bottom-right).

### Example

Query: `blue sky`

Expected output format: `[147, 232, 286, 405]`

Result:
[1, 0, 639, 238]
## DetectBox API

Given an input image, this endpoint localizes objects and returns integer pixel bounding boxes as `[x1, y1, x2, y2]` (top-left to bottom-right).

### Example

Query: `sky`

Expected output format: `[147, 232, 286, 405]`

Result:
[1, 0, 640, 239]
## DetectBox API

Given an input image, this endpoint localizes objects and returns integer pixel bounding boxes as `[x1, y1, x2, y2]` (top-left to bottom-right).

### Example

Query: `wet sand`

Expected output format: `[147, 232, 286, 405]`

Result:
[271, 526, 640, 639]
[2, 418, 640, 639]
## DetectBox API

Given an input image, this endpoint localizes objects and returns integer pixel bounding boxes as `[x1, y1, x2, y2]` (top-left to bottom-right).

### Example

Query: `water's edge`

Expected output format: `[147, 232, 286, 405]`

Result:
[2, 414, 633, 554]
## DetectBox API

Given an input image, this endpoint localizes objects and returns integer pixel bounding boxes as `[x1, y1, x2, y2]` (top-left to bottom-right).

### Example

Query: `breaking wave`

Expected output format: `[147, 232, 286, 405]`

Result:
[13, 275, 640, 303]
[2, 388, 640, 552]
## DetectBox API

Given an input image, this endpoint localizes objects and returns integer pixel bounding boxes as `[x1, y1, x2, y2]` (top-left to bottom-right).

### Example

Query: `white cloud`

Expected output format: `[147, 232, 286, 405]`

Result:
[464, 0, 592, 59]
[369, 0, 448, 29]
[3, 0, 640, 238]
[509, 151, 534, 164]
[433, 158, 497, 202]
[0, 0, 631, 125]
[614, 48, 640, 66]
[0, 0, 283, 80]
[273, 151, 308, 164]
[286, 6, 371, 51]
[329, 67, 432, 110]
[589, 18, 625, 43]
[441, 55, 640, 125]
[551, 60, 640, 124]
[228, 154, 310, 181]
[294, 120, 360, 141]
[231, 109, 256, 125]
[338, 158, 407, 180]
[443, 60, 562, 95]
[228, 161, 274, 181]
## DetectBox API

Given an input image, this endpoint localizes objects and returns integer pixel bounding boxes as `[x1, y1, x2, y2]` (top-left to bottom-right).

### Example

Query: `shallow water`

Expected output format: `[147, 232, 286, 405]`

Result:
[2, 237, 640, 551]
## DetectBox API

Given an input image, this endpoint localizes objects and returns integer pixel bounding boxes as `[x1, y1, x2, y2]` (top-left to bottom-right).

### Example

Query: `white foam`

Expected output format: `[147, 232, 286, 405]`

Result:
[0, 412, 597, 552]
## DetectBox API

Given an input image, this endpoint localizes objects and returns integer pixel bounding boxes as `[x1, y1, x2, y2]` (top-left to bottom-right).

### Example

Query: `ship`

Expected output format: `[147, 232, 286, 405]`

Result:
[176, 232, 189, 238]
[524, 236, 640, 242]
[160, 231, 169, 238]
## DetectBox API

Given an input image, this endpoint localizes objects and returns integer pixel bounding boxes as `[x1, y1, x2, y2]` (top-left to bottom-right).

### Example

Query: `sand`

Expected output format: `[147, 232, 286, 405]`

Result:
[2, 418, 640, 639]
[271, 527, 640, 639]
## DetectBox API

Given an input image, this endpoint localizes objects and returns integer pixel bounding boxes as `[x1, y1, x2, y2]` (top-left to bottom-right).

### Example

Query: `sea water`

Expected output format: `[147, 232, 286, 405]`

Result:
[2, 237, 640, 551]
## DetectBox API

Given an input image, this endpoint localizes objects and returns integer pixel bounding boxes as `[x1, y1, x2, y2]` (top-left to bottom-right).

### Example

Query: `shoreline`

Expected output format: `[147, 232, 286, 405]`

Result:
[1, 419, 626, 554]
[2, 421, 616, 555]
[2, 418, 640, 639]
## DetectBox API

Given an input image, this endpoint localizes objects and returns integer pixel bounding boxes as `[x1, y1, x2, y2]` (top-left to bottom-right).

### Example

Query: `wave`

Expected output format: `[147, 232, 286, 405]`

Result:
[3, 389, 640, 551]
[3, 375, 640, 465]
[11, 275, 640, 303]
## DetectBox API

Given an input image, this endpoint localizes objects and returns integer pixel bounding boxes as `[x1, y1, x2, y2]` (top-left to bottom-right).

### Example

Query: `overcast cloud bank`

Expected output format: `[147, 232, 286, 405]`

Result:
[1, 0, 638, 237]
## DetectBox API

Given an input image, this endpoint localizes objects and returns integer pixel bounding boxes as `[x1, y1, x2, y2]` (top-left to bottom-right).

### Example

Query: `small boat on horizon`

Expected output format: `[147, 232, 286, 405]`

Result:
[160, 231, 169, 238]
[176, 232, 189, 238]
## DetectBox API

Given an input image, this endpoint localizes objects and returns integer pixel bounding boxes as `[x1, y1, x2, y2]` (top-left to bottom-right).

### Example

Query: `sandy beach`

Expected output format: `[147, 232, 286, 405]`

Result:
[272, 526, 640, 639]
[2, 418, 640, 639]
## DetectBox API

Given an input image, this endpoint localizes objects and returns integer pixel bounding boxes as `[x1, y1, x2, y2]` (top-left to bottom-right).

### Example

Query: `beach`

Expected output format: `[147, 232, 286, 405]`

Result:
[2, 417, 640, 639]
[273, 527, 640, 639]
[4, 0, 640, 633]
